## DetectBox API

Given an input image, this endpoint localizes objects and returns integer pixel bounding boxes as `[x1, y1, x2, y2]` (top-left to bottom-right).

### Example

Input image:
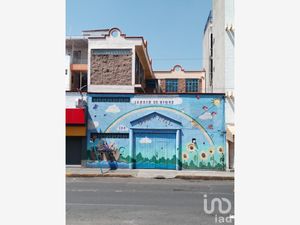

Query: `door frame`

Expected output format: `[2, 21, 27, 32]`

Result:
[129, 128, 181, 170]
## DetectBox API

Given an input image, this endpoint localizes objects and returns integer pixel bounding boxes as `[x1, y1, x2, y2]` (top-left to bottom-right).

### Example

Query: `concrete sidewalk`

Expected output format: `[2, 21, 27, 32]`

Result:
[66, 166, 234, 180]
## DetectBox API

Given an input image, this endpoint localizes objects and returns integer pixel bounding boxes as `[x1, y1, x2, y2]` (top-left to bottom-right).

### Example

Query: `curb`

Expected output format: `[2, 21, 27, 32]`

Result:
[66, 173, 133, 178]
[174, 175, 234, 180]
[66, 173, 234, 180]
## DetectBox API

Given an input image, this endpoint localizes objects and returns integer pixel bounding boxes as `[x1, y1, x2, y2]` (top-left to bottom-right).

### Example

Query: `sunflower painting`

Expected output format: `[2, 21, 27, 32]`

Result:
[200, 151, 207, 161]
[187, 143, 196, 152]
[208, 147, 214, 155]
[208, 147, 217, 167]
[182, 152, 189, 161]
[218, 146, 224, 154]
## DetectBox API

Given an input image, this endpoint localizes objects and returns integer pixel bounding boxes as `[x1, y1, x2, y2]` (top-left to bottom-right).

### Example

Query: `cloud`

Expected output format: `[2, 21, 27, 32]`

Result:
[105, 104, 120, 113]
[139, 137, 152, 144]
[199, 112, 213, 120]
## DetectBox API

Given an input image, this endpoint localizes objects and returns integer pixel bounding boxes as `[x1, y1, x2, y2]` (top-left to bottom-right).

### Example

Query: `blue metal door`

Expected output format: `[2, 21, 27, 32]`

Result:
[134, 131, 176, 169]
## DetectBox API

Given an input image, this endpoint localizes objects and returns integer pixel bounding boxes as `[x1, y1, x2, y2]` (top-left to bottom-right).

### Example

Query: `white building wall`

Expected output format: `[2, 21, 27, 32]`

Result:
[224, 0, 235, 125]
[203, 0, 234, 123]
[65, 92, 87, 108]
[212, 0, 226, 93]
[224, 0, 234, 93]
[65, 55, 71, 91]
[203, 18, 212, 93]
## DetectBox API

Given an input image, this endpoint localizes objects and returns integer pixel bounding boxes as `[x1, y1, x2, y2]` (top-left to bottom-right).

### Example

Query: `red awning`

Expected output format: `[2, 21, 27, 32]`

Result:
[66, 108, 85, 125]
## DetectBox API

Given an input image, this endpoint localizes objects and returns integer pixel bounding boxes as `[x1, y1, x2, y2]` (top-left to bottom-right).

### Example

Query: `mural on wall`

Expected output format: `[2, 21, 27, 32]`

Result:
[133, 132, 177, 169]
[85, 94, 226, 170]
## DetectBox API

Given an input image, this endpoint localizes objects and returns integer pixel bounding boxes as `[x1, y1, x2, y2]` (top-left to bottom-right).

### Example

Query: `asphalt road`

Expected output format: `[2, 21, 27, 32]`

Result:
[66, 177, 234, 225]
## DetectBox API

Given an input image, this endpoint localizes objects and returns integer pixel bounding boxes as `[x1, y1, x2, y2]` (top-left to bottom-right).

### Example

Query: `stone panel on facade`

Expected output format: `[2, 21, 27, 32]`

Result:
[90, 54, 132, 85]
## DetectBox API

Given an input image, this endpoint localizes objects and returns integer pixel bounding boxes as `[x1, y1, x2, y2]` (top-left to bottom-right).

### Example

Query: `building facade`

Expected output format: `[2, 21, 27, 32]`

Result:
[86, 28, 155, 94]
[202, 0, 235, 170]
[66, 36, 88, 92]
[86, 93, 226, 170]
[65, 27, 228, 170]
[65, 92, 87, 165]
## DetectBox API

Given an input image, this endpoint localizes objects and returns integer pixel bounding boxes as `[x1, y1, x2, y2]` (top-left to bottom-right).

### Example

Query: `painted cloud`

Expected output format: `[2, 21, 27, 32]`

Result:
[105, 104, 120, 113]
[199, 112, 213, 120]
[139, 137, 152, 144]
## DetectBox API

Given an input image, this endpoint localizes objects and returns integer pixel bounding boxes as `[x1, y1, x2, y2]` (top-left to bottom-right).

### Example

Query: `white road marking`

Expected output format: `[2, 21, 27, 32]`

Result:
[66, 202, 158, 207]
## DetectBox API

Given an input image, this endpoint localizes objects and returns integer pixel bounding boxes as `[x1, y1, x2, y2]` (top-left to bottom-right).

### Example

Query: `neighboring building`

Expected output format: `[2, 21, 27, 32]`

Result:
[65, 92, 87, 165]
[203, 0, 235, 170]
[154, 65, 205, 93]
[66, 36, 88, 92]
[65, 35, 89, 165]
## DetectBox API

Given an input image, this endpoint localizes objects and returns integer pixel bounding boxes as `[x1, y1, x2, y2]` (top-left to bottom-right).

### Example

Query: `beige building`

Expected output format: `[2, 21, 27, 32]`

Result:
[154, 65, 205, 93]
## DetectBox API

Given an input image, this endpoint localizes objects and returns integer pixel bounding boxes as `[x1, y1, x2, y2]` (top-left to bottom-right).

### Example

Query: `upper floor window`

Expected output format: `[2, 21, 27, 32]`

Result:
[91, 49, 132, 55]
[72, 51, 81, 64]
[186, 79, 199, 92]
[92, 97, 130, 103]
[146, 79, 157, 89]
[166, 79, 178, 92]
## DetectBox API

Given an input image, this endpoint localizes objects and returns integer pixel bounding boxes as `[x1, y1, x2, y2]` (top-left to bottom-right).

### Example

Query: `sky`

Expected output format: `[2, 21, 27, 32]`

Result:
[66, 0, 211, 71]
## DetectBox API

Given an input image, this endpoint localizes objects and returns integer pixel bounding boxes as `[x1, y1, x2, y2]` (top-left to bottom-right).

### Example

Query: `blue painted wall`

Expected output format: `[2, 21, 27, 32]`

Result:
[85, 94, 226, 170]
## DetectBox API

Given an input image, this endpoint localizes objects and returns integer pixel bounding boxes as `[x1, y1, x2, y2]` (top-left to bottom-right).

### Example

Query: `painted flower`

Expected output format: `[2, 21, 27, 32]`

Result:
[208, 124, 213, 129]
[200, 151, 207, 160]
[208, 147, 215, 155]
[211, 111, 217, 117]
[187, 143, 196, 152]
[202, 106, 208, 111]
[212, 99, 221, 106]
[182, 152, 189, 161]
[218, 146, 224, 154]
